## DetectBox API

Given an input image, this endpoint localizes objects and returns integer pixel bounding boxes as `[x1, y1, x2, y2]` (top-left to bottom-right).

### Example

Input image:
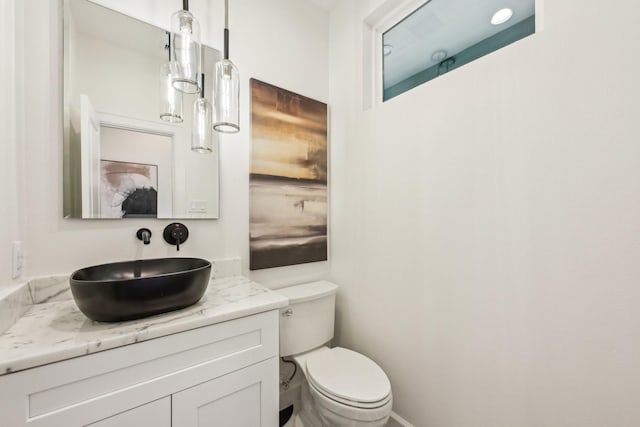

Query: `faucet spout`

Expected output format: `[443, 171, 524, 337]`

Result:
[163, 223, 189, 251]
[136, 228, 152, 245]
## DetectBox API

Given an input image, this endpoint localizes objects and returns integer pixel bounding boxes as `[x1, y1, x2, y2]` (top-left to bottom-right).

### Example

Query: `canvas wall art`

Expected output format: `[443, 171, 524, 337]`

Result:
[249, 79, 328, 270]
[100, 160, 158, 218]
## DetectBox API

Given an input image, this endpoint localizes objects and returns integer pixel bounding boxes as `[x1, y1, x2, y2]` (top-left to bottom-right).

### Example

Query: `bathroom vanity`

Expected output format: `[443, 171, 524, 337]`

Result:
[0, 275, 287, 426]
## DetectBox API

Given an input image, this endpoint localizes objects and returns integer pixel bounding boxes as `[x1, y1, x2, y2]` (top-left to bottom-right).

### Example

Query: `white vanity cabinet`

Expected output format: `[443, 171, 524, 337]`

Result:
[0, 310, 279, 427]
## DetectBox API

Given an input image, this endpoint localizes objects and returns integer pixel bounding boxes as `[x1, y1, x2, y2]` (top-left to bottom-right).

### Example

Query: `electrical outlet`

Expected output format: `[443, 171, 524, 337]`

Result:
[12, 241, 23, 279]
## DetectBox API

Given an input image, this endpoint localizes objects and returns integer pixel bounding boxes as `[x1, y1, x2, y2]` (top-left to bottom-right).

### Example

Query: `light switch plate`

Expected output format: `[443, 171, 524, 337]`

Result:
[188, 200, 207, 213]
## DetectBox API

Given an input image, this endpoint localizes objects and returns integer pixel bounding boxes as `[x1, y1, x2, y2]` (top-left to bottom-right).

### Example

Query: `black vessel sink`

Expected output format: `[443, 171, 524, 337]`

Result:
[70, 258, 211, 322]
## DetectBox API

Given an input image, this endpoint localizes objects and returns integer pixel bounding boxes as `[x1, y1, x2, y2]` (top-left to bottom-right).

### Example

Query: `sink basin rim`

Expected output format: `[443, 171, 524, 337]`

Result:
[70, 257, 212, 283]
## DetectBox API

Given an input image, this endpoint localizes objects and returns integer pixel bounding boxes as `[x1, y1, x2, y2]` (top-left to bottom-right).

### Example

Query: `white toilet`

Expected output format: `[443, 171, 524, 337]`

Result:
[278, 281, 393, 427]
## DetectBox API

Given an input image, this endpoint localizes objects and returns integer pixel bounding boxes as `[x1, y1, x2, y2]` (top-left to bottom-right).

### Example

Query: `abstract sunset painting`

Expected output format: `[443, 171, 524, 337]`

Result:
[249, 79, 328, 270]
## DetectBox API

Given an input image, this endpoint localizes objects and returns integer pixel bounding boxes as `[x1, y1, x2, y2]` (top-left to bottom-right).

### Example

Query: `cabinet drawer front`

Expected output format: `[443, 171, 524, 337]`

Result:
[86, 397, 170, 427]
[0, 310, 278, 427]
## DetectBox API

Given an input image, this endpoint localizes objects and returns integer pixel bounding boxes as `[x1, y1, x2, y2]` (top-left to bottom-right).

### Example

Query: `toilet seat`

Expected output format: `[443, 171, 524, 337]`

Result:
[307, 378, 393, 425]
[308, 376, 393, 409]
[305, 347, 391, 409]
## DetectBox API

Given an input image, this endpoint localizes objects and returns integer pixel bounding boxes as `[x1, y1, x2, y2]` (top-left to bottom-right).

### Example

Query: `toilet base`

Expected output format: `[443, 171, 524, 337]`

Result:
[294, 381, 390, 427]
[295, 383, 324, 427]
[278, 394, 322, 427]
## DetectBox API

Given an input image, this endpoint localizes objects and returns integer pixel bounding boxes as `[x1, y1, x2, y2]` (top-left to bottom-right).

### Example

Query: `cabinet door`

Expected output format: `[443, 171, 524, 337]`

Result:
[86, 397, 170, 427]
[172, 357, 278, 427]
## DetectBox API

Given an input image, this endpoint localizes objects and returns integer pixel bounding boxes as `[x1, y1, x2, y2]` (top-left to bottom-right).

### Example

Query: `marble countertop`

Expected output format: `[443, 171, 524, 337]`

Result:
[0, 275, 288, 376]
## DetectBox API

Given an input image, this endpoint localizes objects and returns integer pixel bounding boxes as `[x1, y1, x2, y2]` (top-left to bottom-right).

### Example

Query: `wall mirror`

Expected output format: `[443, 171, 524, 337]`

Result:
[63, 0, 220, 219]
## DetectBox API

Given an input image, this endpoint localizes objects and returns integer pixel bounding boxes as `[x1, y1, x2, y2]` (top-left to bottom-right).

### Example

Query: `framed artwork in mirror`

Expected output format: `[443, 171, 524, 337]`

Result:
[100, 160, 158, 219]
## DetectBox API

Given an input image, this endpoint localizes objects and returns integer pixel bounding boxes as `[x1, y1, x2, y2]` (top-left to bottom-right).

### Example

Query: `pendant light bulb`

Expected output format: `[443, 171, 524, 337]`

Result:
[160, 33, 183, 123]
[213, 0, 240, 133]
[213, 59, 240, 133]
[170, 1, 201, 94]
[192, 73, 214, 153]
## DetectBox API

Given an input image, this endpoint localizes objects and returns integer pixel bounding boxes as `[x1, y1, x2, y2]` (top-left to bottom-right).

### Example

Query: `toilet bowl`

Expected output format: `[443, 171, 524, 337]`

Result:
[278, 282, 393, 427]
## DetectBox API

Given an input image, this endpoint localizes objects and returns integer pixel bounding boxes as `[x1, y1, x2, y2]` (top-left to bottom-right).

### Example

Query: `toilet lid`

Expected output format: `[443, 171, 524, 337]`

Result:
[305, 347, 391, 404]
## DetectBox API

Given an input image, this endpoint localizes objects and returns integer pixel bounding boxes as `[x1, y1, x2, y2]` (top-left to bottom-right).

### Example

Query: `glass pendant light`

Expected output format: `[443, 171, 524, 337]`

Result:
[213, 0, 240, 133]
[159, 32, 183, 122]
[192, 74, 213, 153]
[171, 0, 201, 94]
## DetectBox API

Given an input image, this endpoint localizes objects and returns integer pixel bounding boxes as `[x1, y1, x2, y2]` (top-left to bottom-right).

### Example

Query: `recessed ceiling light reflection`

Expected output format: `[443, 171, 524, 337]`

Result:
[491, 8, 513, 25]
[383, 44, 393, 56]
[431, 50, 447, 62]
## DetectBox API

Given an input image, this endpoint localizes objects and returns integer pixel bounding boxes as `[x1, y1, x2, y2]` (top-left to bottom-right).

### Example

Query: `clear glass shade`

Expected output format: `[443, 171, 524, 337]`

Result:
[171, 10, 201, 94]
[192, 97, 213, 153]
[213, 59, 240, 133]
[159, 61, 183, 122]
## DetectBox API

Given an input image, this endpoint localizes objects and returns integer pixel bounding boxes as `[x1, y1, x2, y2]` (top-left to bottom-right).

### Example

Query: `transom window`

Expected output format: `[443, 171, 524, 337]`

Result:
[382, 0, 536, 101]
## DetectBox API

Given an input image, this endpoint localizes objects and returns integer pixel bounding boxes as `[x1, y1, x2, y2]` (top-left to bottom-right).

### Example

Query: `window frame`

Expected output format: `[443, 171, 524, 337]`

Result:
[362, 0, 543, 109]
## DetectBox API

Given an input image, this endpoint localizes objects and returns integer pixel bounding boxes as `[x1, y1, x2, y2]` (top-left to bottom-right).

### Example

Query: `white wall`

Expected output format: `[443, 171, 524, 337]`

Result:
[0, 0, 26, 285]
[6, 0, 329, 284]
[73, 35, 161, 122]
[329, 0, 640, 426]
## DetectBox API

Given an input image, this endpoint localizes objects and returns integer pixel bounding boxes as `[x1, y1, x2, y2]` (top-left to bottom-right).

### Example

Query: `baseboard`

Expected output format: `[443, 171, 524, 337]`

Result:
[388, 411, 414, 427]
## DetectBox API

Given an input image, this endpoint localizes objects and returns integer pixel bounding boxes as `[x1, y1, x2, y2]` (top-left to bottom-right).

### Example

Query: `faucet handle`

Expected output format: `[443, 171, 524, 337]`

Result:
[163, 223, 189, 251]
[136, 228, 152, 245]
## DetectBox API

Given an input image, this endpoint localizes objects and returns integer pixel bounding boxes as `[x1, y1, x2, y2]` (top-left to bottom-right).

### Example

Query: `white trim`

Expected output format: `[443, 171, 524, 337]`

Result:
[362, 0, 430, 110]
[80, 95, 102, 217]
[368, 0, 430, 33]
[97, 112, 181, 138]
[535, 0, 545, 32]
[390, 410, 415, 427]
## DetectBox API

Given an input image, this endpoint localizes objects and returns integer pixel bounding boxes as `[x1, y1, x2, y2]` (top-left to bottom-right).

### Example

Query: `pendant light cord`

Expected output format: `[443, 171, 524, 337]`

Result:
[224, 0, 230, 60]
[166, 31, 171, 61]
[225, 0, 229, 28]
[183, 0, 189, 11]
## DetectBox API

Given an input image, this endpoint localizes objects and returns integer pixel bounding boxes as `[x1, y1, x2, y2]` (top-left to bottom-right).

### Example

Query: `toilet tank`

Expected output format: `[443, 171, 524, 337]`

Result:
[278, 281, 338, 357]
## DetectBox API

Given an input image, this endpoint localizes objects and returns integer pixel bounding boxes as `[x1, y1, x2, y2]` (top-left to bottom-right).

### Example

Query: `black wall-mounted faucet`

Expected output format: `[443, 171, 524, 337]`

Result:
[163, 223, 189, 251]
[136, 228, 152, 245]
